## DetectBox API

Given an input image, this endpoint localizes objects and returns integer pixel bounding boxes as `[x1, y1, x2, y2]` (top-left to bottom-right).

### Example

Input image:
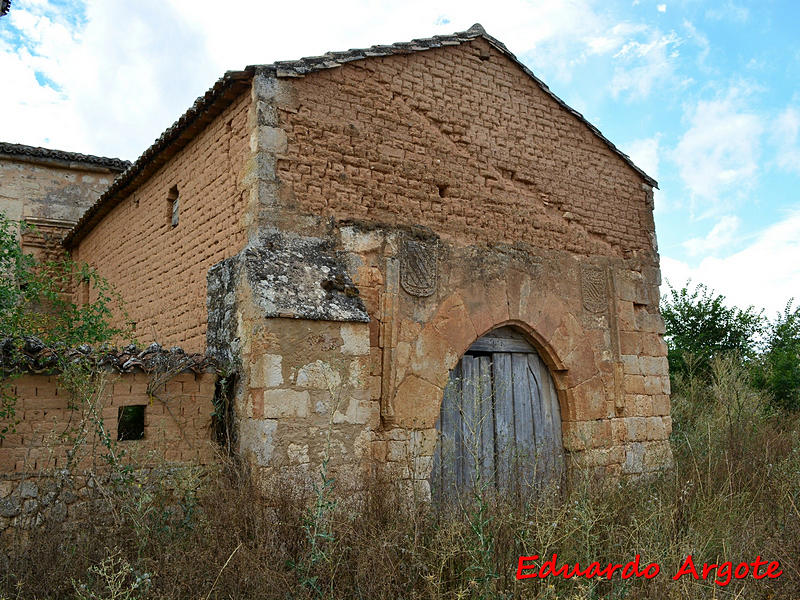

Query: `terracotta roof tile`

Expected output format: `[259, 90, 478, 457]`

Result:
[1, 338, 218, 375]
[0, 141, 129, 171]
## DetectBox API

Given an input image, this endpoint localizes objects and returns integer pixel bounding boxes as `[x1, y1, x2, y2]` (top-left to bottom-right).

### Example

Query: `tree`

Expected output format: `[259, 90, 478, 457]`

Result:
[0, 210, 129, 437]
[660, 283, 765, 380]
[754, 301, 800, 411]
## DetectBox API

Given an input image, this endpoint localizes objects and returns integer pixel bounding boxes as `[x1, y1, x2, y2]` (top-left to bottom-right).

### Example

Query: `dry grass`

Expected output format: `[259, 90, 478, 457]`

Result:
[2, 356, 799, 599]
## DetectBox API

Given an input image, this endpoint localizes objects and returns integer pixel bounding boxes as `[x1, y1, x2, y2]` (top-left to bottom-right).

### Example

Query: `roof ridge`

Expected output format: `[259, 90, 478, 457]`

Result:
[0, 141, 130, 171]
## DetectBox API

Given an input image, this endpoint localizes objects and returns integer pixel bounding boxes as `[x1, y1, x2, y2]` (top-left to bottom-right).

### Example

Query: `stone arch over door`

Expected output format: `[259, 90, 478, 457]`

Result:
[431, 326, 565, 498]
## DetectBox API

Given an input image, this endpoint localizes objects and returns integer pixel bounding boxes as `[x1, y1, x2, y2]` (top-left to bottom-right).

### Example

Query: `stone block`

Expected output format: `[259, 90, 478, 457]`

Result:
[251, 126, 288, 154]
[369, 376, 382, 400]
[287, 443, 310, 464]
[251, 354, 283, 388]
[348, 357, 369, 388]
[630, 394, 653, 417]
[617, 301, 636, 331]
[623, 442, 645, 474]
[652, 394, 670, 416]
[624, 374, 646, 395]
[570, 377, 607, 420]
[262, 389, 310, 418]
[643, 441, 673, 470]
[635, 311, 666, 334]
[340, 226, 383, 253]
[619, 332, 642, 355]
[624, 417, 648, 442]
[387, 440, 408, 462]
[621, 354, 641, 376]
[238, 418, 278, 467]
[296, 360, 341, 390]
[617, 271, 650, 305]
[643, 375, 662, 395]
[639, 356, 668, 377]
[645, 416, 666, 440]
[431, 294, 477, 356]
[392, 375, 442, 428]
[409, 327, 458, 388]
[340, 323, 370, 356]
[333, 391, 372, 425]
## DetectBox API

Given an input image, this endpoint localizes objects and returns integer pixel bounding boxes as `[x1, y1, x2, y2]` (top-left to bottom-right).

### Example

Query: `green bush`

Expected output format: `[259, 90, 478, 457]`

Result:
[660, 283, 764, 381]
[0, 210, 131, 439]
[754, 301, 800, 411]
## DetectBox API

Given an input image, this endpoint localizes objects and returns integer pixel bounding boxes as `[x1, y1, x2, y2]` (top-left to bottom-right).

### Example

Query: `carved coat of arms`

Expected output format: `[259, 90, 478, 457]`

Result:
[581, 265, 608, 314]
[400, 239, 438, 297]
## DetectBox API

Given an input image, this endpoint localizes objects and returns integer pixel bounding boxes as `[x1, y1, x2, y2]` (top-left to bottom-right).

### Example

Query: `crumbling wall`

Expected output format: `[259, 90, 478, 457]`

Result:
[74, 91, 252, 352]
[206, 230, 375, 484]
[0, 152, 123, 261]
[0, 370, 217, 474]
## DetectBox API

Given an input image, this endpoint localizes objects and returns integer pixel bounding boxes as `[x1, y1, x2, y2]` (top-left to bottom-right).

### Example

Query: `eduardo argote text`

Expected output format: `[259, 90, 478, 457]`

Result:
[516, 554, 783, 587]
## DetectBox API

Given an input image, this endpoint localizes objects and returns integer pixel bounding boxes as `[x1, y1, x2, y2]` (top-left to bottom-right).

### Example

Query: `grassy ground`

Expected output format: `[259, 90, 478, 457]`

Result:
[2, 356, 799, 599]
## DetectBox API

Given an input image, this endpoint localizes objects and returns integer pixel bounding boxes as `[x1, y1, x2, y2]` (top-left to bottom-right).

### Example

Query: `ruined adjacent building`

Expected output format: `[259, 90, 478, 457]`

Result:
[3, 24, 672, 497]
[0, 142, 128, 262]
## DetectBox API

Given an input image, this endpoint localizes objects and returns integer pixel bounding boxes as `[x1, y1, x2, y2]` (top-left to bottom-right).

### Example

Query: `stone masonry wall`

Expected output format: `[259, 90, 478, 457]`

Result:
[0, 156, 118, 226]
[232, 36, 672, 489]
[0, 155, 121, 261]
[74, 91, 252, 352]
[0, 371, 217, 474]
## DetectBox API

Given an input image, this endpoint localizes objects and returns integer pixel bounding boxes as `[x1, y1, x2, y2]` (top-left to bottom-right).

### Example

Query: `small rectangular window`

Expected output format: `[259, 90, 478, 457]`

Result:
[117, 405, 145, 441]
[167, 185, 179, 227]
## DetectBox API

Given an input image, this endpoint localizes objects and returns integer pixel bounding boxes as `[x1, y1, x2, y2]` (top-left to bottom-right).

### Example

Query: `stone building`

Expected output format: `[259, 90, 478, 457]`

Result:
[0, 142, 129, 261]
[6, 24, 672, 497]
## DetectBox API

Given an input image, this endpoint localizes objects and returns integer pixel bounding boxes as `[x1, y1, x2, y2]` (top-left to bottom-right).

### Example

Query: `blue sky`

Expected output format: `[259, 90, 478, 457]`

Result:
[2, 0, 798, 314]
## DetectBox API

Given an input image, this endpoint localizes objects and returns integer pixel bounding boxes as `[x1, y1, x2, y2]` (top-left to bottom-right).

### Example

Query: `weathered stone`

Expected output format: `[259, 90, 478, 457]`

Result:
[0, 497, 21, 518]
[623, 442, 645, 474]
[244, 231, 370, 322]
[296, 360, 341, 390]
[262, 389, 310, 418]
[430, 295, 477, 356]
[392, 376, 442, 428]
[252, 354, 284, 388]
[238, 418, 278, 466]
[340, 323, 370, 355]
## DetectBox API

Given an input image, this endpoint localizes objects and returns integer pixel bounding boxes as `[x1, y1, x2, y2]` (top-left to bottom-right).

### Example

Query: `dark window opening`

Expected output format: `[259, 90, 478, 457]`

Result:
[437, 184, 449, 198]
[213, 374, 237, 452]
[167, 185, 179, 227]
[117, 405, 145, 441]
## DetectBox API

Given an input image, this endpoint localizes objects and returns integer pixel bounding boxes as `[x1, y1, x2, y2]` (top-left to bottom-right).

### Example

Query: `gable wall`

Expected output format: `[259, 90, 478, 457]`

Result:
[74, 91, 252, 352]
[276, 38, 654, 257]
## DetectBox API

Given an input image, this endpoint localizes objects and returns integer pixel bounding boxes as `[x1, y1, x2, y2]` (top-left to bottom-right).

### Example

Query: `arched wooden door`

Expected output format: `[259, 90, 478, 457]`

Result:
[431, 326, 564, 498]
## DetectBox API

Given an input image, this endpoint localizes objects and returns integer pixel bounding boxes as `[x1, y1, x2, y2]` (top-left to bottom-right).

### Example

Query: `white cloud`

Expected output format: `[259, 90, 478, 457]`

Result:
[705, 1, 750, 23]
[610, 30, 682, 101]
[682, 20, 710, 69]
[773, 107, 800, 174]
[661, 211, 800, 314]
[657, 4, 666, 13]
[672, 85, 763, 212]
[623, 135, 660, 181]
[0, 0, 212, 158]
[4, 0, 645, 158]
[682, 214, 740, 256]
